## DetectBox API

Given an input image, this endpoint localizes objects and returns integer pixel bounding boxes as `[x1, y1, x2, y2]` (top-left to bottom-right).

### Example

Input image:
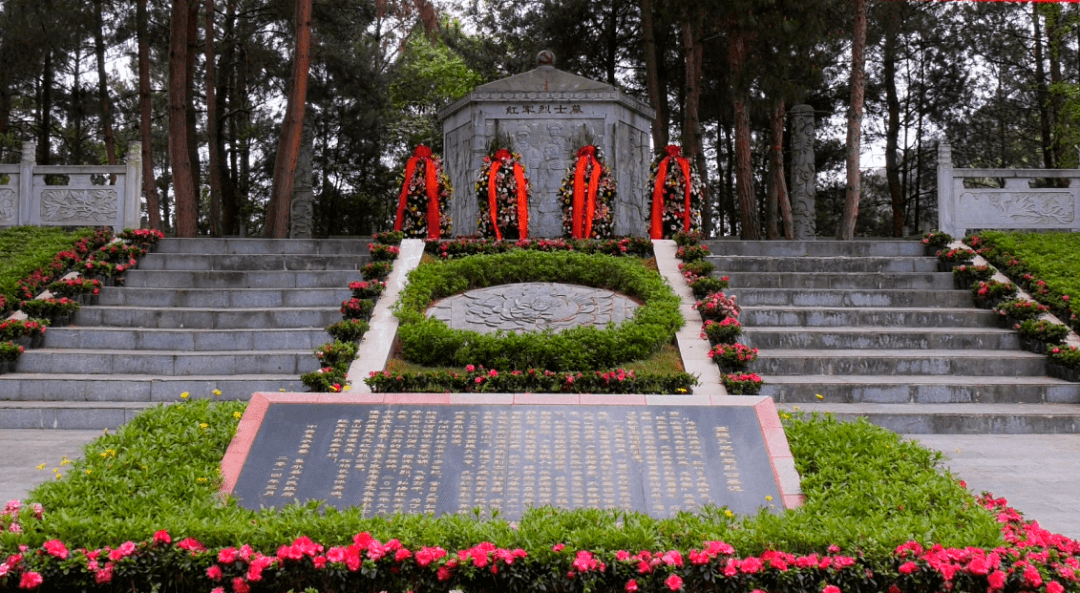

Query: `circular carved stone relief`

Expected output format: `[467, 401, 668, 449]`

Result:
[426, 282, 638, 335]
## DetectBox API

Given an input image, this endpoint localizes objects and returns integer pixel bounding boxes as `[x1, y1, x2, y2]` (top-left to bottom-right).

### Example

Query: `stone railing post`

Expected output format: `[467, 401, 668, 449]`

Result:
[790, 104, 817, 239]
[123, 143, 142, 230]
[18, 140, 36, 227]
[937, 141, 954, 236]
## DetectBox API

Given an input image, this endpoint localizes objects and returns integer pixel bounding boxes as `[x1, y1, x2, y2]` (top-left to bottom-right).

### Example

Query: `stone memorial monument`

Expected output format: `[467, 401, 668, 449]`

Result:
[790, 104, 817, 240]
[439, 51, 655, 237]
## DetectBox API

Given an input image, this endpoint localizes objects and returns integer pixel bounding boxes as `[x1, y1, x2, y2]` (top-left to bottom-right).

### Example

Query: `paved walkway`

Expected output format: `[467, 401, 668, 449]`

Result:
[3, 428, 1078, 541]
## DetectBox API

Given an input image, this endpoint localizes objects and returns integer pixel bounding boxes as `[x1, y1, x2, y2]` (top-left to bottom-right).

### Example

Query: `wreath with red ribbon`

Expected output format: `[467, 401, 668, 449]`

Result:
[558, 145, 616, 239]
[475, 148, 531, 240]
[393, 145, 453, 239]
[648, 144, 703, 239]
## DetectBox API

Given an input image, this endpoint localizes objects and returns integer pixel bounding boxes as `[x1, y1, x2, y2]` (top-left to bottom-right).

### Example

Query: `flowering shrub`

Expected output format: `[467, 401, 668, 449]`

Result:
[373, 230, 405, 245]
[953, 264, 995, 283]
[973, 280, 1018, 305]
[369, 243, 401, 262]
[1049, 345, 1080, 370]
[118, 227, 164, 248]
[7, 228, 114, 302]
[18, 297, 79, 319]
[678, 260, 716, 280]
[349, 279, 386, 300]
[392, 145, 453, 239]
[675, 244, 710, 262]
[708, 343, 758, 371]
[82, 259, 127, 279]
[559, 145, 616, 239]
[0, 318, 48, 341]
[340, 298, 375, 320]
[995, 299, 1049, 322]
[366, 366, 696, 394]
[313, 340, 359, 368]
[672, 229, 704, 247]
[936, 247, 976, 263]
[326, 319, 370, 343]
[300, 365, 349, 393]
[361, 261, 392, 280]
[476, 147, 532, 240]
[647, 145, 703, 239]
[0, 340, 25, 363]
[46, 277, 101, 298]
[92, 242, 146, 264]
[425, 237, 652, 260]
[694, 292, 740, 321]
[1014, 319, 1070, 344]
[701, 318, 742, 345]
[722, 372, 763, 395]
[921, 230, 953, 248]
[689, 275, 730, 300]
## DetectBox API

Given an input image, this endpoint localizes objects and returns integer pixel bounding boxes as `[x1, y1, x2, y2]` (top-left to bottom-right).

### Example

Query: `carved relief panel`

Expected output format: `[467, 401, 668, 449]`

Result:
[956, 190, 1077, 228]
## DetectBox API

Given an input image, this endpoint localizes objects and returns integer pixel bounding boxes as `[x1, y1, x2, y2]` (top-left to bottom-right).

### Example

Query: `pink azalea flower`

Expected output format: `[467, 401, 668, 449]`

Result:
[665, 574, 683, 591]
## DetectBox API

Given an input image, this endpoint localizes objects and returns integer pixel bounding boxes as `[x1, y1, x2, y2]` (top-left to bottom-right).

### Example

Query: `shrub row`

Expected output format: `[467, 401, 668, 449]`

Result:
[365, 365, 697, 394]
[424, 236, 654, 260]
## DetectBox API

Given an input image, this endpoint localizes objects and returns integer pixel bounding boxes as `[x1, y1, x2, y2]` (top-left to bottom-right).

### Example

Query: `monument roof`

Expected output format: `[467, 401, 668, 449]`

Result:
[472, 65, 615, 94]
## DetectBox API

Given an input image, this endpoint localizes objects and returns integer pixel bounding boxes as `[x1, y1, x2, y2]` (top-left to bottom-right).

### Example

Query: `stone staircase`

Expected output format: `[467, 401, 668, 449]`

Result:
[0, 238, 370, 429]
[705, 239, 1080, 434]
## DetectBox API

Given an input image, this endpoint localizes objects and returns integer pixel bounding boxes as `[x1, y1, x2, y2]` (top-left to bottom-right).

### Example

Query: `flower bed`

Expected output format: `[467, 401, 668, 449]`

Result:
[394, 249, 682, 372]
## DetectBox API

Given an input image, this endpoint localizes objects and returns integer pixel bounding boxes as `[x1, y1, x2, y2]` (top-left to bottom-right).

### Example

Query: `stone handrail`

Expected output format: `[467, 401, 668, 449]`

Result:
[937, 142, 1080, 237]
[0, 140, 142, 232]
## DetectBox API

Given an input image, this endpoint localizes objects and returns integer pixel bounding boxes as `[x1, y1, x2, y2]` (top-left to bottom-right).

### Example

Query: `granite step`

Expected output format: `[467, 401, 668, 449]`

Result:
[723, 272, 954, 290]
[0, 374, 303, 403]
[153, 237, 374, 255]
[703, 239, 926, 257]
[729, 288, 973, 309]
[44, 327, 329, 351]
[137, 253, 369, 271]
[741, 326, 1020, 350]
[97, 287, 350, 308]
[14, 349, 319, 376]
[707, 255, 938, 274]
[73, 306, 341, 329]
[778, 402, 1080, 434]
[123, 269, 361, 289]
[739, 306, 996, 328]
[765, 375, 1080, 405]
[754, 349, 1047, 376]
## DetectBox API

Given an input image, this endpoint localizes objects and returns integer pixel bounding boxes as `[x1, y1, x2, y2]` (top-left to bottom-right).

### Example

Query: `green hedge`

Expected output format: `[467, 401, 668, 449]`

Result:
[394, 250, 683, 371]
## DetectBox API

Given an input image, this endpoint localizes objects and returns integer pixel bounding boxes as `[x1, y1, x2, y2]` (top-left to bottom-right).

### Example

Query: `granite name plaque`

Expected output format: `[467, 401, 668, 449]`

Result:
[230, 403, 783, 518]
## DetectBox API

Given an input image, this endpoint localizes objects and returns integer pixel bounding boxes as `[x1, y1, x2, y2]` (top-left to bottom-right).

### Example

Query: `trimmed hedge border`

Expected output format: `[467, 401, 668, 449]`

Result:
[394, 250, 683, 371]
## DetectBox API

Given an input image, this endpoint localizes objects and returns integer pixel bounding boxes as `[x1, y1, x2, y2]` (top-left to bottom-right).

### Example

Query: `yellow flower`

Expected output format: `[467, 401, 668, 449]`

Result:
[60, 456, 71, 466]
[36, 463, 45, 470]
[233, 412, 242, 420]
[100, 452, 107, 458]
[766, 495, 773, 501]
[55, 473, 62, 480]
[213, 389, 222, 396]
[199, 423, 208, 430]
[724, 510, 734, 518]
[343, 385, 351, 392]
[815, 394, 824, 400]
[86, 469, 92, 475]
[180, 392, 190, 399]
[196, 477, 207, 484]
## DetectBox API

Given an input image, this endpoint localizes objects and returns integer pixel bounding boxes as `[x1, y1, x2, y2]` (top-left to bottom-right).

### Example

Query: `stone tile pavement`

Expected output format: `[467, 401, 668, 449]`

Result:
[0, 429, 104, 502]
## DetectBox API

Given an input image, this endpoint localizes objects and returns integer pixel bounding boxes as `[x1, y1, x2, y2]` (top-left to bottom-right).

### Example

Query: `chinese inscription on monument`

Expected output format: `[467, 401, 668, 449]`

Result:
[233, 404, 781, 518]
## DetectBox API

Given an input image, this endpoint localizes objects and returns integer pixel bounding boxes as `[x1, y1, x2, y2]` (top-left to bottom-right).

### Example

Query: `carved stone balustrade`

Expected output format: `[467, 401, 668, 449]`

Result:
[0, 141, 142, 232]
[937, 142, 1080, 237]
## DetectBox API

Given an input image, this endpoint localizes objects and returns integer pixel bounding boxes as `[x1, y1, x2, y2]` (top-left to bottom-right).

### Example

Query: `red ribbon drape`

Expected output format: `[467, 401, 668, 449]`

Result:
[572, 147, 603, 239]
[487, 154, 529, 241]
[394, 146, 442, 240]
[650, 146, 693, 239]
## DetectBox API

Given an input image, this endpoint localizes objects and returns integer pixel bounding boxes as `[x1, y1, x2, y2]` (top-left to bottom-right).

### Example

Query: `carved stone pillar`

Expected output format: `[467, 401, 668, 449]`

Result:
[290, 117, 315, 238]
[790, 105, 817, 240]
[18, 140, 36, 227]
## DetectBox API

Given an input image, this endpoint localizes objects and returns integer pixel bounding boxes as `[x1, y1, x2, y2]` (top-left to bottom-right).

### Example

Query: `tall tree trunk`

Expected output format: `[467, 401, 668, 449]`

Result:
[771, 100, 794, 240]
[1034, 4, 1054, 170]
[265, 0, 313, 238]
[94, 0, 117, 180]
[71, 49, 83, 163]
[840, 0, 867, 240]
[682, 11, 709, 236]
[604, 0, 618, 85]
[1047, 4, 1066, 169]
[205, 0, 223, 236]
[170, 0, 198, 237]
[884, 6, 904, 237]
[138, 0, 162, 230]
[728, 26, 759, 239]
[40, 51, 52, 165]
[639, 0, 667, 149]
[236, 35, 250, 237]
[220, 0, 239, 235]
[185, 0, 201, 220]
